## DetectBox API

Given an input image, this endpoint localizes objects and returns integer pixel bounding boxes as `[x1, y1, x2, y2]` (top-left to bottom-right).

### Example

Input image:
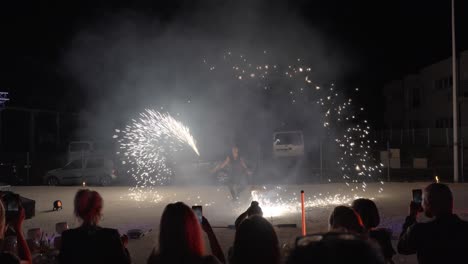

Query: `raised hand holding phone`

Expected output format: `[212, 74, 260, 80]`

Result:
[192, 205, 203, 224]
[412, 189, 422, 204]
[410, 189, 424, 217]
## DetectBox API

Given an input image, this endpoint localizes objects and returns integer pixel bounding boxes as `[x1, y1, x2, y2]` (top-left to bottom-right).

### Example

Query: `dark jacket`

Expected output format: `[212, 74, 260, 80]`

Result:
[369, 228, 395, 263]
[398, 214, 468, 264]
[0, 251, 20, 264]
[59, 225, 131, 264]
[0, 239, 20, 264]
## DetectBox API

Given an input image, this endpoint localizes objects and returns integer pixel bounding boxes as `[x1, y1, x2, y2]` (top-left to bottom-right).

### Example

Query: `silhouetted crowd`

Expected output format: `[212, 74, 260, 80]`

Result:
[1, 182, 468, 264]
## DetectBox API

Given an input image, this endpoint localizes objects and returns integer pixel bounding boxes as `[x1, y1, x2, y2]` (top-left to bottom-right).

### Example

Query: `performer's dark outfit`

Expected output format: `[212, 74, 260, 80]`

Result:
[227, 154, 249, 200]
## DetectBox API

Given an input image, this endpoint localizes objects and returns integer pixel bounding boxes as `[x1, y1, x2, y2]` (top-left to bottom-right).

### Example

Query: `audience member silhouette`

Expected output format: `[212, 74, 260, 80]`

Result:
[287, 232, 385, 264]
[230, 215, 280, 264]
[147, 202, 225, 264]
[234, 201, 263, 229]
[352, 198, 395, 263]
[398, 183, 468, 264]
[329, 206, 365, 234]
[59, 189, 131, 264]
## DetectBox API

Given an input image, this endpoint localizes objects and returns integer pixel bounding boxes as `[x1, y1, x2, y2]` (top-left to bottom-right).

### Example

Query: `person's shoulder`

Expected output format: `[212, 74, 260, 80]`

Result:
[63, 226, 120, 238]
[61, 228, 71, 236]
[402, 220, 426, 237]
[61, 227, 79, 238]
[455, 215, 468, 229]
[97, 227, 121, 239]
[411, 221, 427, 229]
[99, 227, 119, 234]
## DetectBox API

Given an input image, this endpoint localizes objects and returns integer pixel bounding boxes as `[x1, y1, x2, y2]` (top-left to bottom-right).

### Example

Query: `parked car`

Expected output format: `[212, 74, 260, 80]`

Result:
[44, 157, 117, 186]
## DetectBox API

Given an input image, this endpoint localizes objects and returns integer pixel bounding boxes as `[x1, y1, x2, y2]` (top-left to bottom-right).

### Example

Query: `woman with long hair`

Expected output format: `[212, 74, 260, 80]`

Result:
[148, 202, 225, 264]
[59, 189, 130, 264]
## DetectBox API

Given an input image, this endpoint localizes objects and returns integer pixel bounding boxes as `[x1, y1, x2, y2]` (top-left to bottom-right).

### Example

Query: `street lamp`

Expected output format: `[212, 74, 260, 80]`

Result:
[451, 0, 459, 182]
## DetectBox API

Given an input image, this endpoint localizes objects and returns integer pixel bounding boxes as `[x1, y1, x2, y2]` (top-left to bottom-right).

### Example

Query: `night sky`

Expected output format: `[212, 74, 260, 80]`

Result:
[1, 0, 467, 128]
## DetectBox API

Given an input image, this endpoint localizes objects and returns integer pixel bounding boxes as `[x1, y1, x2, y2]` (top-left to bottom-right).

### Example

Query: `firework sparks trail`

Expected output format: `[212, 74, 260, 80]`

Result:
[154, 111, 200, 156]
[203, 51, 385, 212]
[114, 110, 199, 202]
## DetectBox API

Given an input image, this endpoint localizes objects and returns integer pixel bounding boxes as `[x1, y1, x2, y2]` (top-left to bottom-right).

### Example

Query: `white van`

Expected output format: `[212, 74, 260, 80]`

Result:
[273, 131, 305, 158]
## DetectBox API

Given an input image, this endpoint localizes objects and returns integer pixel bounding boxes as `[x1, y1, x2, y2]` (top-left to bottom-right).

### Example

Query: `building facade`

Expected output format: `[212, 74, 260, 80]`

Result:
[383, 50, 468, 130]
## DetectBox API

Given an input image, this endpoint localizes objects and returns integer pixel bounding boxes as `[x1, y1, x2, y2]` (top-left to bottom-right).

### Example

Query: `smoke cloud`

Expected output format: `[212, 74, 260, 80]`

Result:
[63, 0, 355, 177]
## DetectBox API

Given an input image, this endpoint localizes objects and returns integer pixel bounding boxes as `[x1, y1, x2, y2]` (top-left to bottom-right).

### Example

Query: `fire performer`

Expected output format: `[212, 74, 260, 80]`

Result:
[211, 145, 252, 201]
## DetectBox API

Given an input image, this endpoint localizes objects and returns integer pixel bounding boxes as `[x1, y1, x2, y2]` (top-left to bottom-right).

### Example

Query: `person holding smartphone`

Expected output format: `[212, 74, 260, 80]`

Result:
[234, 201, 263, 229]
[211, 146, 252, 201]
[230, 215, 280, 264]
[398, 183, 468, 264]
[148, 202, 225, 264]
[0, 194, 32, 264]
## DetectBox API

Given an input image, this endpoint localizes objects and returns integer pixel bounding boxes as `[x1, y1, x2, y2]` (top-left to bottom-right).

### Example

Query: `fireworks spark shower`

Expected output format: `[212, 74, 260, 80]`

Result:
[201, 50, 385, 215]
[114, 110, 199, 201]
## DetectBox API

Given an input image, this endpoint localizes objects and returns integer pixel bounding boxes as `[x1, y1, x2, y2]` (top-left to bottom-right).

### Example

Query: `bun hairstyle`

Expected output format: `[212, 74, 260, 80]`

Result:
[352, 198, 380, 229]
[74, 189, 103, 225]
[247, 201, 263, 217]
